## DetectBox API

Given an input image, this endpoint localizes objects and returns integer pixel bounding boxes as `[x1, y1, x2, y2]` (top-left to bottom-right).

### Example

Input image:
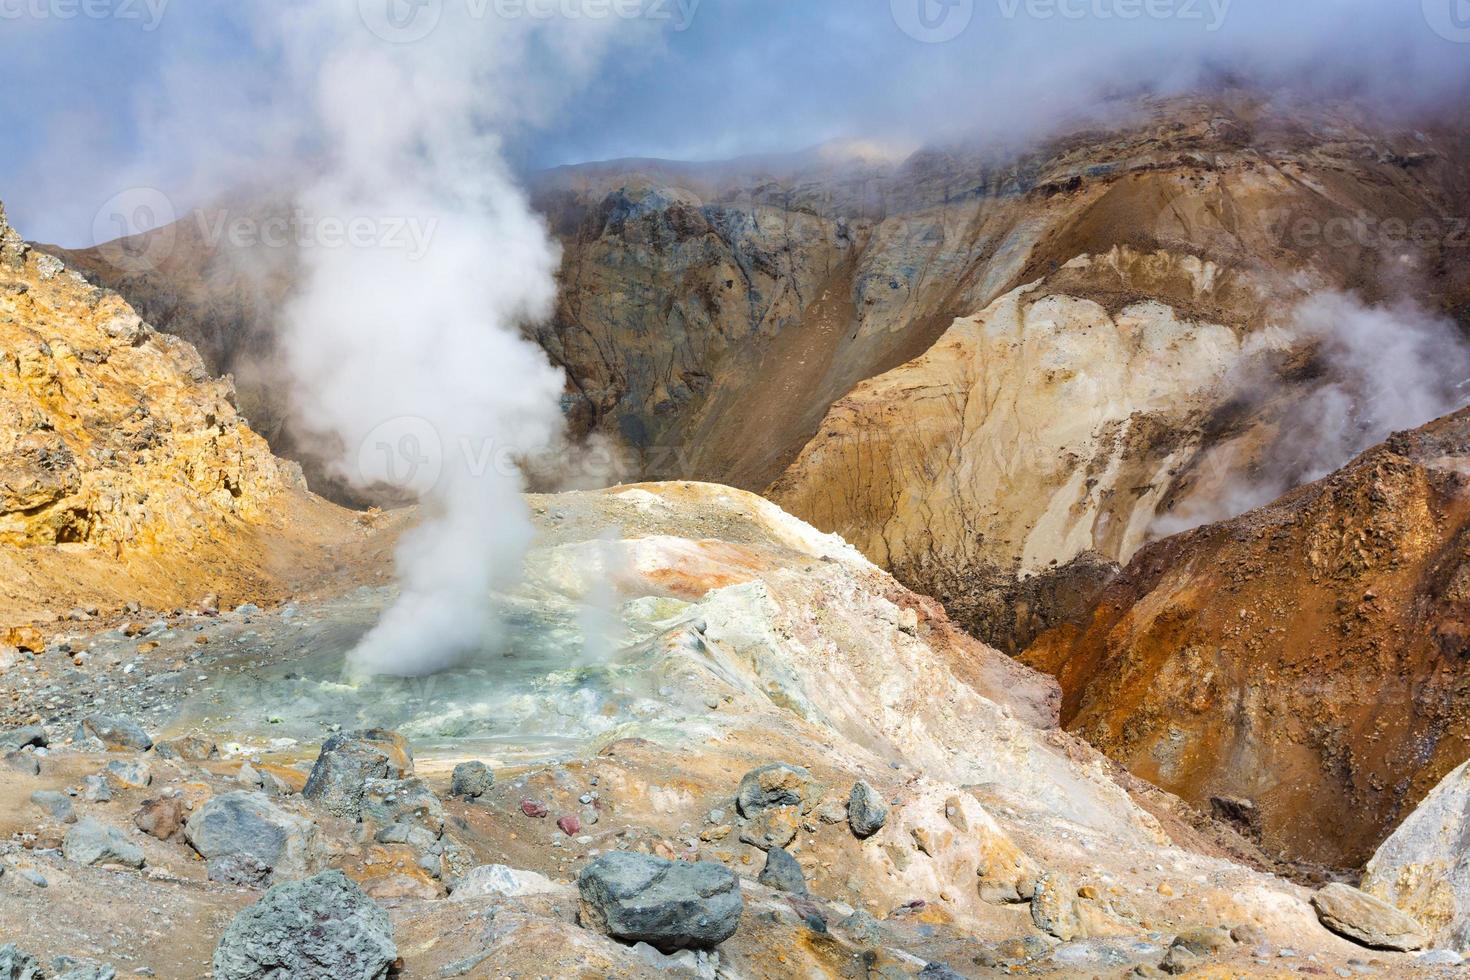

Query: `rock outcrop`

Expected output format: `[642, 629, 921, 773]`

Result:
[0, 199, 363, 622]
[1363, 757, 1470, 949]
[769, 247, 1274, 651]
[1024, 409, 1470, 867]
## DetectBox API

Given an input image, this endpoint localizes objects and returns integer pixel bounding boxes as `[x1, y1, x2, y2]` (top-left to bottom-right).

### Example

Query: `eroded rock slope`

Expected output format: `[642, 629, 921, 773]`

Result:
[1022, 409, 1470, 868]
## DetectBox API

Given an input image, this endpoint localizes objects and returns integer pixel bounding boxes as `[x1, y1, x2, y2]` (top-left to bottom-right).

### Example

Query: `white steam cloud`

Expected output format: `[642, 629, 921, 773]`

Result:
[1155, 291, 1470, 535]
[252, 6, 639, 678]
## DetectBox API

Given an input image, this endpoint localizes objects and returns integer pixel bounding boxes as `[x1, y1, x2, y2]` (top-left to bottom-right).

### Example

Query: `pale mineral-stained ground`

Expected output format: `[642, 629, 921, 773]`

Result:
[0, 480, 1447, 978]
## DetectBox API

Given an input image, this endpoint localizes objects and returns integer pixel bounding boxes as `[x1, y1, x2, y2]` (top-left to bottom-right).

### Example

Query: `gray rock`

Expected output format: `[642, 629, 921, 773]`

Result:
[451, 864, 561, 900]
[1311, 882, 1429, 951]
[0, 725, 46, 753]
[18, 868, 47, 888]
[359, 777, 443, 834]
[1031, 871, 1081, 941]
[847, 780, 888, 838]
[30, 789, 76, 824]
[577, 851, 742, 952]
[207, 854, 274, 889]
[48, 957, 115, 980]
[302, 729, 412, 818]
[4, 751, 40, 776]
[1171, 926, 1234, 956]
[212, 870, 396, 980]
[918, 964, 966, 980]
[1417, 949, 1464, 966]
[373, 822, 439, 852]
[449, 761, 494, 799]
[104, 759, 151, 788]
[153, 733, 219, 761]
[184, 791, 320, 881]
[756, 847, 806, 894]
[736, 763, 815, 816]
[63, 817, 145, 869]
[75, 715, 152, 752]
[81, 775, 112, 802]
[1160, 945, 1202, 975]
[0, 944, 41, 980]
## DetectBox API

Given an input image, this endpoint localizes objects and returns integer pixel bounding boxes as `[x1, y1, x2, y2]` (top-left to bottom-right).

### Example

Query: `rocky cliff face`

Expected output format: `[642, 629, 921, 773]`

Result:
[1022, 408, 1470, 868]
[768, 247, 1280, 652]
[0, 200, 359, 622]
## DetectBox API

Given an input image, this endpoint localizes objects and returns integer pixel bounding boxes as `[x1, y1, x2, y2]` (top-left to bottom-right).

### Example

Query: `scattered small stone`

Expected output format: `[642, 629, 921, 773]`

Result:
[577, 851, 742, 952]
[756, 846, 807, 895]
[63, 817, 145, 868]
[212, 870, 397, 980]
[30, 789, 76, 824]
[19, 868, 47, 888]
[520, 798, 549, 818]
[449, 761, 494, 799]
[847, 780, 887, 839]
[557, 814, 581, 836]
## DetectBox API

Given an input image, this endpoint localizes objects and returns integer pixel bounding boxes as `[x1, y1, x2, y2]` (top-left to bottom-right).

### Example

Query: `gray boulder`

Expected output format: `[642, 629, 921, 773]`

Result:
[847, 780, 888, 838]
[47, 957, 115, 980]
[30, 789, 76, 824]
[1311, 882, 1429, 951]
[450, 760, 494, 799]
[212, 870, 397, 980]
[302, 729, 412, 818]
[0, 944, 41, 980]
[62, 818, 144, 869]
[736, 763, 815, 816]
[4, 752, 39, 776]
[577, 851, 742, 952]
[0, 725, 46, 754]
[75, 715, 152, 752]
[757, 847, 806, 894]
[184, 791, 320, 881]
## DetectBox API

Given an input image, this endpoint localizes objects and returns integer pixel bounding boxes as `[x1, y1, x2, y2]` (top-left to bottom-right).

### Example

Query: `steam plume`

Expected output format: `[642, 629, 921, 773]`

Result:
[258, 7, 635, 677]
[1155, 291, 1470, 534]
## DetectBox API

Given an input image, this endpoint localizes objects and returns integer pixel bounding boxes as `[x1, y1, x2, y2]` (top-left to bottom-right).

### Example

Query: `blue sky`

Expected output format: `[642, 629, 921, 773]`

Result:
[3, 0, 1468, 244]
